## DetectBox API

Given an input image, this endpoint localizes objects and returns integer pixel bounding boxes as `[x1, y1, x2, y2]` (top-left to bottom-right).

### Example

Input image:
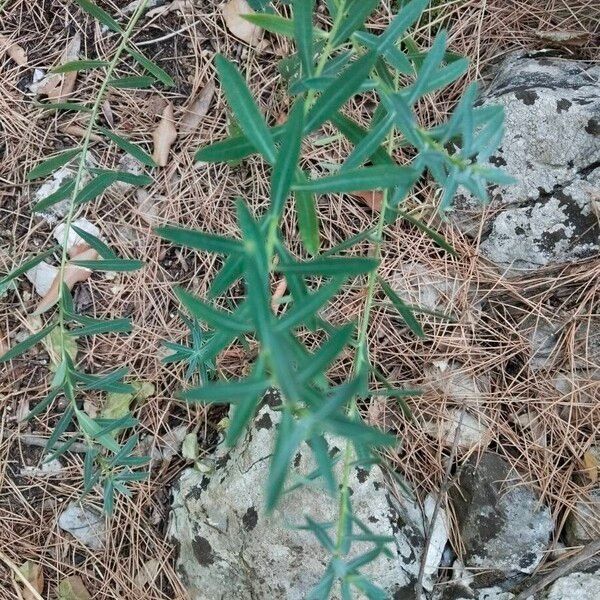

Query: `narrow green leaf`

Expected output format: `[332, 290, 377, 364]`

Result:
[278, 256, 378, 277]
[127, 48, 175, 87]
[45, 405, 75, 452]
[70, 316, 132, 337]
[342, 111, 395, 171]
[73, 0, 122, 33]
[293, 165, 417, 194]
[243, 13, 294, 37]
[378, 0, 428, 53]
[74, 171, 152, 205]
[266, 409, 302, 510]
[35, 101, 92, 112]
[156, 225, 244, 255]
[321, 228, 376, 257]
[71, 225, 117, 259]
[26, 387, 61, 420]
[271, 101, 304, 217]
[70, 258, 144, 272]
[180, 378, 270, 403]
[331, 0, 379, 46]
[97, 126, 155, 167]
[299, 324, 355, 383]
[215, 54, 276, 162]
[275, 279, 344, 331]
[208, 255, 244, 298]
[308, 434, 337, 495]
[32, 178, 75, 213]
[408, 30, 447, 104]
[331, 113, 393, 166]
[305, 51, 377, 133]
[52, 59, 109, 73]
[108, 75, 155, 89]
[0, 324, 57, 362]
[0, 246, 59, 287]
[379, 277, 425, 338]
[195, 128, 281, 163]
[293, 0, 315, 76]
[174, 287, 252, 334]
[77, 368, 133, 393]
[397, 210, 457, 256]
[26, 149, 81, 180]
[74, 174, 114, 205]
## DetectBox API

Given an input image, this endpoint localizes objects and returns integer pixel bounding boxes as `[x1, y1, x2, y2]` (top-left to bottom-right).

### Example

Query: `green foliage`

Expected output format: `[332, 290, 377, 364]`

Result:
[0, 0, 167, 514]
[159, 0, 507, 597]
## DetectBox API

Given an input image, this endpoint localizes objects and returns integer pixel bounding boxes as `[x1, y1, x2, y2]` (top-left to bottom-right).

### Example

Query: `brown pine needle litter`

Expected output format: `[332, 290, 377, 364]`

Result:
[1, 0, 599, 597]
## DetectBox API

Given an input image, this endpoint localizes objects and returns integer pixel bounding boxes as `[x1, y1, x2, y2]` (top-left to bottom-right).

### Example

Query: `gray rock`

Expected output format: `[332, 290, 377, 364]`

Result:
[168, 399, 446, 600]
[58, 503, 106, 551]
[450, 453, 553, 577]
[452, 53, 600, 272]
[543, 570, 600, 600]
[564, 486, 600, 546]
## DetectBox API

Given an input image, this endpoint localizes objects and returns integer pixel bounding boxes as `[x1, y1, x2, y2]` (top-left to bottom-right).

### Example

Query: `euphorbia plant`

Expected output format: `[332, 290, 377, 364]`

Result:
[157, 0, 509, 596]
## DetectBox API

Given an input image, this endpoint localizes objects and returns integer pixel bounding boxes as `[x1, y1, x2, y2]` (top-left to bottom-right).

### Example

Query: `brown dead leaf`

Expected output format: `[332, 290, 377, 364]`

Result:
[147, 0, 192, 18]
[31, 32, 80, 101]
[352, 190, 383, 212]
[18, 561, 44, 600]
[583, 450, 599, 483]
[101, 100, 114, 127]
[271, 277, 287, 314]
[0, 34, 28, 66]
[223, 0, 263, 46]
[35, 247, 98, 315]
[179, 81, 216, 135]
[57, 575, 92, 600]
[153, 102, 177, 167]
[60, 125, 103, 142]
[535, 29, 590, 47]
[0, 329, 8, 356]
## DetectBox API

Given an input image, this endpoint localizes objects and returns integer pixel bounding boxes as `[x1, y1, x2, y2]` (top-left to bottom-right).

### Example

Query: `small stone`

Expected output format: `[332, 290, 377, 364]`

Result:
[544, 570, 600, 600]
[168, 402, 444, 599]
[451, 53, 600, 272]
[58, 503, 106, 551]
[450, 453, 553, 577]
[564, 486, 600, 546]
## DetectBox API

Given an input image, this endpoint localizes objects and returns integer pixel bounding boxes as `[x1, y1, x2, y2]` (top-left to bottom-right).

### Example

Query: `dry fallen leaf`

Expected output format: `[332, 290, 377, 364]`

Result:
[583, 450, 599, 483]
[31, 32, 81, 101]
[223, 0, 263, 46]
[57, 575, 92, 600]
[134, 558, 161, 587]
[26, 261, 59, 297]
[0, 34, 27, 66]
[352, 190, 383, 212]
[18, 560, 44, 600]
[271, 277, 287, 313]
[535, 29, 590, 47]
[60, 124, 103, 142]
[147, 0, 191, 18]
[152, 102, 177, 167]
[101, 100, 114, 127]
[35, 247, 98, 315]
[179, 81, 216, 135]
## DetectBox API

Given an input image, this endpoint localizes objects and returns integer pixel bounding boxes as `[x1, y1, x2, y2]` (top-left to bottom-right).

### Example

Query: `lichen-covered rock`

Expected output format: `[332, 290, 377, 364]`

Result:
[543, 570, 600, 600]
[564, 486, 600, 546]
[168, 397, 447, 599]
[449, 453, 553, 578]
[452, 53, 600, 272]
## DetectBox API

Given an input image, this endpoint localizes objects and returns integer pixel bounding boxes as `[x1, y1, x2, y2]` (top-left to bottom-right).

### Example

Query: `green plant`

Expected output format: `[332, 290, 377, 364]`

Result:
[0, 0, 174, 513]
[158, 0, 510, 596]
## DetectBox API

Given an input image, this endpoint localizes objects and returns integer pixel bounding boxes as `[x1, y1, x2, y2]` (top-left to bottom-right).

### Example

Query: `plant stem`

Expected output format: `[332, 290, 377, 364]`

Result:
[334, 70, 400, 554]
[54, 1, 149, 430]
